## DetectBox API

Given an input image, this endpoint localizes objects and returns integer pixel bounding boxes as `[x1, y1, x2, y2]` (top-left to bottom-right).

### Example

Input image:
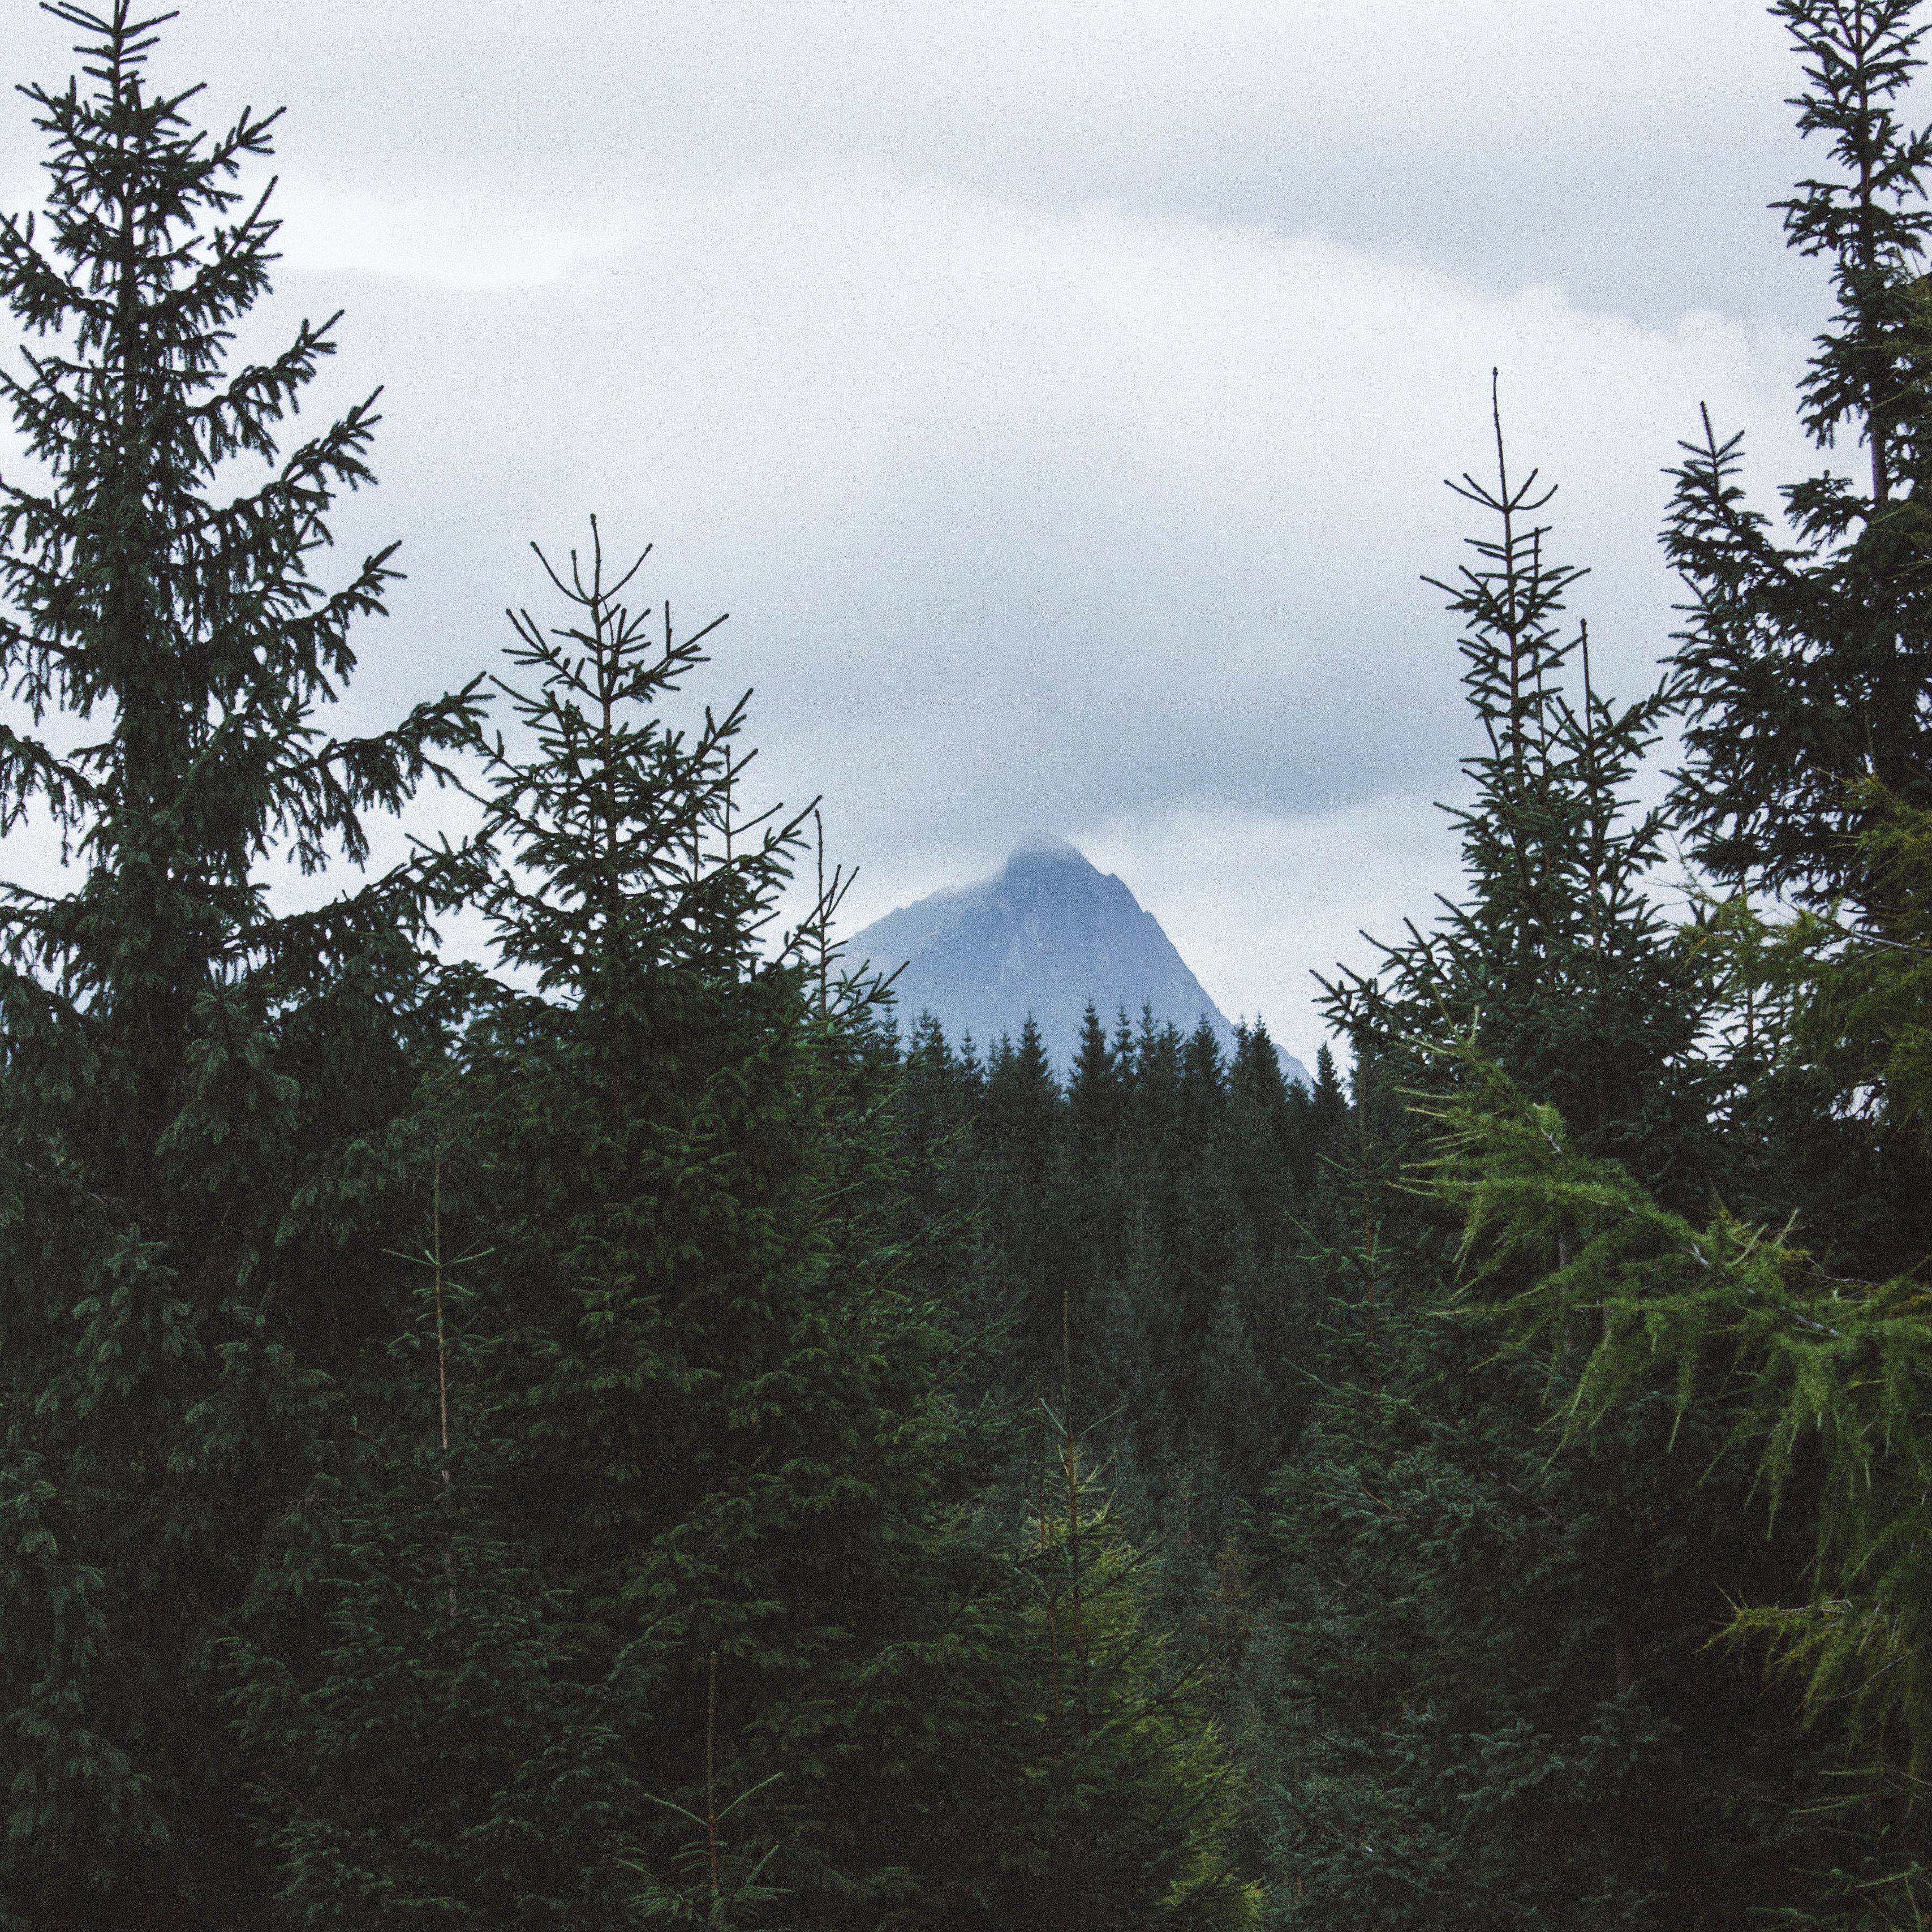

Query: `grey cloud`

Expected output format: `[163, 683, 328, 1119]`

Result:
[0, 2, 1860, 1053]
[2, 1, 1827, 321]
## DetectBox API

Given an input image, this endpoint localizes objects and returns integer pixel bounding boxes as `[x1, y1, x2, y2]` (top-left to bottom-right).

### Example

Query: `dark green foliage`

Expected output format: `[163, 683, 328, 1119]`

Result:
[1264, 1285, 1823, 1929]
[19, 3, 1932, 1927]
[1251, 16, 1932, 1919]
[979, 1408, 1257, 1930]
[231, 1494, 659, 1930]
[1256, 405, 1828, 1928]
[891, 1002, 1354, 1930]
[1662, 1, 1932, 1304]
[1668, 0, 1932, 912]
[1416, 772, 1932, 1928]
[0, 7, 479, 1921]
[862, 9, 1932, 1928]
[1264, 1314, 1818, 1930]
[1329, 382, 1718, 1199]
[227, 527, 1257, 1929]
[0, 13, 1254, 1922]
[884, 998, 1350, 1923]
[1436, 1053, 1932, 1778]
[897, 1001, 1341, 1525]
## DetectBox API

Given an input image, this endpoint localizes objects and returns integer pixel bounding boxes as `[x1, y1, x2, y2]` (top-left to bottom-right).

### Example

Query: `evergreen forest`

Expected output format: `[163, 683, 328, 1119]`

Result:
[3, 2, 1932, 1926]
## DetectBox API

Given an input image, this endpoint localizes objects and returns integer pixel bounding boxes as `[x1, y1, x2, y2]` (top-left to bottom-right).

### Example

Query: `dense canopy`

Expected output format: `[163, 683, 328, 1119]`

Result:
[2, 3, 1930, 1928]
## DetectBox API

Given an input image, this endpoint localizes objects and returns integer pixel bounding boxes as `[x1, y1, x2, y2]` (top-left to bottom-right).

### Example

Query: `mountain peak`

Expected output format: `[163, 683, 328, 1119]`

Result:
[850, 837, 1310, 1087]
[1008, 829, 1084, 864]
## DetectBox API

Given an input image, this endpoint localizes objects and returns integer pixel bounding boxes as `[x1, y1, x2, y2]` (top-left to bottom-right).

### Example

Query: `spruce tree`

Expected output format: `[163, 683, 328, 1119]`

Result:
[1264, 411, 1820, 1929]
[1331, 382, 1718, 1195]
[1416, 10, 1932, 1913]
[980, 1400, 1256, 1931]
[979, 1014, 1074, 1382]
[0, 7, 479, 1921]
[232, 524, 1250, 1927]
[1664, 0, 1932, 1303]
[1068, 1000, 1125, 1170]
[1279, 1045, 1346, 1203]
[232, 1498, 665, 1929]
[435, 527, 995, 1922]
[1668, 0, 1932, 913]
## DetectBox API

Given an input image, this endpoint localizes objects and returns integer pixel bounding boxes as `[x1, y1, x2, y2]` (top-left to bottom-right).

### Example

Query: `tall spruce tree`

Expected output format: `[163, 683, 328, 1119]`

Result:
[1418, 5, 1932, 1917]
[1262, 408, 1821, 1929]
[1662, 0, 1932, 1305]
[1668, 0, 1932, 913]
[0, 7, 479, 1924]
[232, 525, 1253, 1927]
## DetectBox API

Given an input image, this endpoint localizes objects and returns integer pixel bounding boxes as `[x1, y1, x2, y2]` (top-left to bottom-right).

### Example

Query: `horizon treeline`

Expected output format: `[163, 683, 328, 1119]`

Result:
[5, 2, 1932, 1930]
[886, 1006, 1345, 1508]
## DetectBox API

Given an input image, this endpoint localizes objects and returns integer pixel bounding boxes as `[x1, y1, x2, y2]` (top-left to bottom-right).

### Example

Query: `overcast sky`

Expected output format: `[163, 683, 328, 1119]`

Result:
[0, 1, 1860, 1057]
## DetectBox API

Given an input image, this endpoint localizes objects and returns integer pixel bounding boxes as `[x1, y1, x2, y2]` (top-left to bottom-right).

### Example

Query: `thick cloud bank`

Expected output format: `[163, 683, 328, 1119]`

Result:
[0, 2, 1845, 1053]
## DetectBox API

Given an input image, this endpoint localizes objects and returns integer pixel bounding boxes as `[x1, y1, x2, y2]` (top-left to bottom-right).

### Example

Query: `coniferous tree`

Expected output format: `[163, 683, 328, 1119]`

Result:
[233, 1499, 664, 1929]
[1262, 408, 1819, 1929]
[980, 1015, 1075, 1380]
[881, 978, 1350, 1859]
[237, 526, 1255, 1927]
[986, 1401, 1257, 1932]
[0, 9, 480, 1922]
[425, 528, 1005, 1923]
[1669, 0, 1932, 916]
[1666, 0, 1932, 1301]
[1280, 1046, 1346, 1203]
[1068, 1000, 1125, 1171]
[1416, 8, 1932, 1917]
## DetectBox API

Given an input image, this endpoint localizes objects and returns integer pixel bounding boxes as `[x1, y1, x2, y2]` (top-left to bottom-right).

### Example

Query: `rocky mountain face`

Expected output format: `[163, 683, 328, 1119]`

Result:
[850, 831, 1311, 1086]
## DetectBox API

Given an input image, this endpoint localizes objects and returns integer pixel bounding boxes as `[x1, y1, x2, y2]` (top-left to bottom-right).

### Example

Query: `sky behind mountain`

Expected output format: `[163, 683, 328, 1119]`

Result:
[0, 2, 1860, 1049]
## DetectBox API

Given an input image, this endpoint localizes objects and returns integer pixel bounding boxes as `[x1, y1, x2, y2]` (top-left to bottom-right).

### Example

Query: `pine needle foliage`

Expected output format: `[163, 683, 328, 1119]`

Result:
[1419, 775, 1932, 1922]
[232, 1501, 661, 1931]
[894, 1004, 1335, 1526]
[1309, 11, 1932, 1922]
[1431, 1058, 1932, 1784]
[1667, 0, 1932, 911]
[1327, 379, 1717, 1199]
[991, 1401, 1258, 1932]
[0, 7, 480, 1921]
[1263, 415, 1819, 1929]
[1719, 781, 1932, 1148]
[1659, 0, 1932, 1298]
[329, 524, 1176, 1930]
